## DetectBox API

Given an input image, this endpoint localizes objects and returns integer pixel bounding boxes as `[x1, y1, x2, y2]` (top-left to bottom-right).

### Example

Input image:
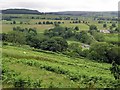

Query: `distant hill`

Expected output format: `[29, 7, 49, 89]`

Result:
[48, 11, 118, 17]
[2, 9, 42, 14]
[1, 9, 118, 17]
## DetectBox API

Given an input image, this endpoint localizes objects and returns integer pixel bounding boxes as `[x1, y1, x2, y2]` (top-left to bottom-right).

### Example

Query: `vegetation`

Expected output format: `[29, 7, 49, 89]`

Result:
[110, 61, 120, 80]
[1, 45, 119, 88]
[1, 10, 119, 88]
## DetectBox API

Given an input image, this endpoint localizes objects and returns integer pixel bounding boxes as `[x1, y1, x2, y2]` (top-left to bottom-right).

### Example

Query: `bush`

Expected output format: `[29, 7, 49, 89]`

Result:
[110, 61, 120, 80]
[14, 77, 26, 87]
[89, 42, 110, 62]
[74, 26, 79, 31]
[107, 46, 120, 64]
[75, 31, 95, 44]
[44, 26, 75, 39]
[13, 21, 16, 24]
[1, 33, 8, 41]
[89, 25, 97, 30]
[28, 36, 68, 52]
[6, 31, 26, 45]
[67, 43, 82, 57]
[2, 42, 8, 45]
[40, 39, 61, 52]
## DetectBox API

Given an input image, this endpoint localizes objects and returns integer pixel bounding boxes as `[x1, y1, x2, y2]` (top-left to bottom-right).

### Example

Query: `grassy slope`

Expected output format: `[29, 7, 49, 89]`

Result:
[104, 33, 118, 42]
[2, 45, 115, 88]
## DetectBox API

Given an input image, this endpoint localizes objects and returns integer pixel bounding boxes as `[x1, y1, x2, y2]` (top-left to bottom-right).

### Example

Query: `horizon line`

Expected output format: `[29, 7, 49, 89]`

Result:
[0, 8, 118, 13]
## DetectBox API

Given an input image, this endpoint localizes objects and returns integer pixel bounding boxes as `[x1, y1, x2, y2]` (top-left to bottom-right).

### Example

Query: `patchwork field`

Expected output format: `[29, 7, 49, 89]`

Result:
[1, 12, 119, 88]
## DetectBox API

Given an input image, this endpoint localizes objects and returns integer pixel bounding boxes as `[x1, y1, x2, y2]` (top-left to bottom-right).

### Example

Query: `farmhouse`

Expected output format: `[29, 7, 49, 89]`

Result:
[100, 30, 110, 33]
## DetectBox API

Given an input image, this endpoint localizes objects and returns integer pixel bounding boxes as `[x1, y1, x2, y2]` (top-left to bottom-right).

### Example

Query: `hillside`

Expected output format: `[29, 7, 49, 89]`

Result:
[2, 45, 118, 88]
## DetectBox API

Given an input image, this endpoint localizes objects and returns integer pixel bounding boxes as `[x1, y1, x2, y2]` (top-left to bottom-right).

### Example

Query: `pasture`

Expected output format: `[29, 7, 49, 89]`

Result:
[2, 24, 54, 33]
[2, 45, 116, 88]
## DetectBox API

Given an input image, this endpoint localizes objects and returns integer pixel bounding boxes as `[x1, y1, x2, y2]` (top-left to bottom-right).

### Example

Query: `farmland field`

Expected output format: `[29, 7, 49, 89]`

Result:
[1, 10, 120, 89]
[2, 24, 54, 33]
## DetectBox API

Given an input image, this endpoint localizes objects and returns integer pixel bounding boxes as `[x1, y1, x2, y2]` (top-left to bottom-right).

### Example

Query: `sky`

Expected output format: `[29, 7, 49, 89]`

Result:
[0, 0, 119, 12]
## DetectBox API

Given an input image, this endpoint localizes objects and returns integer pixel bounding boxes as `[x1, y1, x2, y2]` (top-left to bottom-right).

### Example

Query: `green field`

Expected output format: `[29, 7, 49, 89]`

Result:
[61, 23, 89, 31]
[2, 45, 116, 88]
[2, 24, 54, 33]
[104, 34, 118, 42]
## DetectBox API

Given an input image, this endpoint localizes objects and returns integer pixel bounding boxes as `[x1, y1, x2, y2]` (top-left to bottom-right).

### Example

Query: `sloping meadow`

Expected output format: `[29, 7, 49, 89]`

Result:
[2, 45, 118, 88]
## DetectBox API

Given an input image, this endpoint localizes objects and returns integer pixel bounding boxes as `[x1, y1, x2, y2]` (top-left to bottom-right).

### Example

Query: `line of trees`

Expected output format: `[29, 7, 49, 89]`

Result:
[36, 21, 64, 25]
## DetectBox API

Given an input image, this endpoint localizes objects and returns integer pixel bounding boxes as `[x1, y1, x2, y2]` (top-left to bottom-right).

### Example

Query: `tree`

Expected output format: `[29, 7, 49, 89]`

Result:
[67, 43, 82, 57]
[50, 22, 53, 24]
[38, 22, 42, 24]
[46, 21, 50, 24]
[28, 28, 37, 35]
[44, 26, 75, 39]
[7, 31, 26, 45]
[89, 25, 97, 31]
[1, 33, 7, 41]
[13, 21, 16, 24]
[92, 31, 105, 42]
[75, 21, 78, 23]
[43, 21, 46, 24]
[76, 31, 95, 44]
[27, 36, 43, 49]
[40, 39, 60, 52]
[112, 23, 116, 27]
[89, 42, 110, 62]
[107, 46, 120, 64]
[109, 26, 113, 30]
[78, 20, 81, 23]
[103, 23, 107, 28]
[98, 21, 103, 23]
[27, 36, 68, 52]
[74, 26, 79, 31]
[89, 25, 98, 34]
[58, 21, 61, 24]
[20, 22, 23, 24]
[52, 37, 68, 51]
[115, 27, 120, 32]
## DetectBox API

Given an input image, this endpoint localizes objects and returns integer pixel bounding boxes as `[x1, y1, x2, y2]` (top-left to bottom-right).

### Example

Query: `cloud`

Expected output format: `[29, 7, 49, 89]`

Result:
[0, 0, 119, 12]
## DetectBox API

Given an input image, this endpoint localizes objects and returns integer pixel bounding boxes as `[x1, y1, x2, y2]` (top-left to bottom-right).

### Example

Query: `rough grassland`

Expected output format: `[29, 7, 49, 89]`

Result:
[2, 45, 116, 88]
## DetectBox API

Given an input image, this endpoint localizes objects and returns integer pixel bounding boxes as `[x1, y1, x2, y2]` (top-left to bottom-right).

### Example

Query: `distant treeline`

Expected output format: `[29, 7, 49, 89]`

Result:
[48, 11, 118, 17]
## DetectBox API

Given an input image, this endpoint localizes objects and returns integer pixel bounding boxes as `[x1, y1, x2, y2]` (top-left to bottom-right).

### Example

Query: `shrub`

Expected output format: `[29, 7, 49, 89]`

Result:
[89, 25, 97, 30]
[6, 31, 26, 45]
[74, 26, 79, 31]
[75, 31, 95, 44]
[89, 42, 110, 62]
[2, 42, 8, 45]
[110, 61, 120, 80]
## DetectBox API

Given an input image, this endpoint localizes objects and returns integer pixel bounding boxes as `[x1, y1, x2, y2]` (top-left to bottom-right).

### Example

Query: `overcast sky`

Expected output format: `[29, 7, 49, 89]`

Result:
[0, 0, 119, 12]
